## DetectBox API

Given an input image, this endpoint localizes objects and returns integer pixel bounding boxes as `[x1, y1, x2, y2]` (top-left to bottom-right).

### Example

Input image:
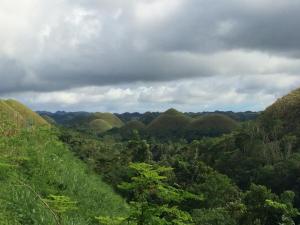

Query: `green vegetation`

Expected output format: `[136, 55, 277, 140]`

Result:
[3, 88, 300, 225]
[0, 100, 127, 224]
[0, 127, 128, 224]
[97, 163, 201, 225]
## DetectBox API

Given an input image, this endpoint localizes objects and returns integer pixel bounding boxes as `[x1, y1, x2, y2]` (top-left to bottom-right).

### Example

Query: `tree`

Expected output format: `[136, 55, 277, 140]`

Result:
[98, 163, 202, 225]
[241, 184, 299, 225]
[127, 131, 152, 163]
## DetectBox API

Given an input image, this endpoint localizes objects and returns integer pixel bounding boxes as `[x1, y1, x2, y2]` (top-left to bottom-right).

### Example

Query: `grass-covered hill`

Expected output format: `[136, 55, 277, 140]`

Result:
[90, 112, 124, 128]
[0, 99, 48, 135]
[186, 114, 238, 140]
[4, 100, 48, 126]
[0, 100, 128, 224]
[147, 108, 192, 139]
[89, 119, 113, 134]
[53, 108, 240, 140]
[145, 109, 239, 140]
[52, 112, 125, 135]
[0, 100, 24, 128]
[259, 88, 300, 138]
[86, 113, 124, 134]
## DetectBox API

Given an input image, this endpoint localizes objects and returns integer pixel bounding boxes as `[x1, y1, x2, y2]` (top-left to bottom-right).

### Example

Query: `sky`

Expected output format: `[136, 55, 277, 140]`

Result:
[1, 0, 300, 112]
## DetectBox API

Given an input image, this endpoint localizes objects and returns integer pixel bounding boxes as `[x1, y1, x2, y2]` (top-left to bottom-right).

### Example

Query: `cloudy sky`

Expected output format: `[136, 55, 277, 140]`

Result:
[1, 0, 300, 112]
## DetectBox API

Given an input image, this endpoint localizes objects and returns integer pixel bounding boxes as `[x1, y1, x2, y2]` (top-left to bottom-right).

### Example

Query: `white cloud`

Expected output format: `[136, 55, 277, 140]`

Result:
[1, 0, 300, 112]
[5, 73, 300, 112]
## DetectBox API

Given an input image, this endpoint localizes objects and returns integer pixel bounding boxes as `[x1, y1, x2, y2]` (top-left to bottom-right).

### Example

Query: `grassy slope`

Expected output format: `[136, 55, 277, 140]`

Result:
[260, 88, 300, 135]
[0, 129, 128, 225]
[0, 101, 128, 224]
[0, 100, 27, 136]
[5, 99, 48, 126]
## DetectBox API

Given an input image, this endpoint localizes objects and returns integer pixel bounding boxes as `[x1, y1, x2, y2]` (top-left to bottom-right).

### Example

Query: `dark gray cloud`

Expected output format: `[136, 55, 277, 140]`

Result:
[132, 0, 300, 54]
[1, 0, 300, 111]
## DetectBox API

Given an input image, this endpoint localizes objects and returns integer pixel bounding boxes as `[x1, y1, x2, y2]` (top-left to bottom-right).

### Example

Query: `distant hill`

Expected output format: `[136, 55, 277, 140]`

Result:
[186, 114, 238, 140]
[89, 119, 113, 133]
[90, 112, 124, 128]
[37, 111, 90, 125]
[115, 111, 160, 125]
[39, 110, 257, 126]
[185, 111, 259, 122]
[147, 108, 192, 139]
[39, 111, 125, 134]
[41, 115, 56, 124]
[38, 109, 257, 139]
[80, 112, 124, 134]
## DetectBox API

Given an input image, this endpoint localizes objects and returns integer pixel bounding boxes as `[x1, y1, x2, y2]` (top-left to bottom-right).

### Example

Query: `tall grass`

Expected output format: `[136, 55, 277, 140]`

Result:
[0, 127, 128, 225]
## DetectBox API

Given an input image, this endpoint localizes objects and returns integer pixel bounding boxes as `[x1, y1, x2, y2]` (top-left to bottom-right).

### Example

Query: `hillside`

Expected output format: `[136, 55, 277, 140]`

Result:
[0, 99, 48, 136]
[5, 99, 48, 126]
[0, 101, 128, 224]
[259, 88, 300, 138]
[0, 100, 24, 128]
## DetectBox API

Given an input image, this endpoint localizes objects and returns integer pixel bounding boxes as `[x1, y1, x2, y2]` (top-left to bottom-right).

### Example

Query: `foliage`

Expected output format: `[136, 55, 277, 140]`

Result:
[95, 216, 127, 225]
[104, 163, 202, 225]
[0, 127, 128, 224]
[4, 89, 300, 225]
[44, 195, 78, 214]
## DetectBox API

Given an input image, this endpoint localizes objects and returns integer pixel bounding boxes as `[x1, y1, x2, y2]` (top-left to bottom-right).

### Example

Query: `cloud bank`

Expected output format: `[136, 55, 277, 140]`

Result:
[1, 0, 300, 112]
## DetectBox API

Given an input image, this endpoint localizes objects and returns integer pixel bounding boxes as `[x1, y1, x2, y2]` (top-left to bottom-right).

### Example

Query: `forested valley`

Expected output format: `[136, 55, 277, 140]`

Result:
[1, 88, 300, 225]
